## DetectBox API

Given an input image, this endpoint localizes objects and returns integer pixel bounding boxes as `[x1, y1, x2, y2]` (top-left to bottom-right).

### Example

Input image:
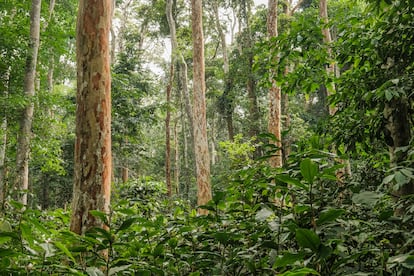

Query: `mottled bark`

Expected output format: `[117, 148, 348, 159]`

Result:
[15, 0, 41, 205]
[267, 0, 283, 168]
[70, 0, 112, 235]
[192, 0, 212, 214]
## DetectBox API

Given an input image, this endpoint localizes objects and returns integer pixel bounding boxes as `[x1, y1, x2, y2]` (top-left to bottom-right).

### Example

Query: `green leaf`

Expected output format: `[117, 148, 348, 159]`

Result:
[116, 217, 138, 233]
[382, 174, 394, 184]
[0, 236, 12, 244]
[89, 210, 109, 225]
[212, 191, 226, 204]
[0, 221, 12, 232]
[275, 174, 308, 190]
[295, 228, 320, 252]
[280, 267, 320, 276]
[388, 254, 414, 269]
[152, 244, 164, 257]
[54, 241, 76, 263]
[109, 265, 131, 276]
[317, 208, 345, 226]
[20, 223, 34, 246]
[352, 191, 383, 208]
[274, 252, 305, 268]
[86, 267, 105, 276]
[300, 159, 318, 184]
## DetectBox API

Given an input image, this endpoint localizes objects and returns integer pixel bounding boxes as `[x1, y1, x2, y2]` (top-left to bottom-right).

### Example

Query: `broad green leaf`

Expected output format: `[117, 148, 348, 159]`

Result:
[86, 267, 105, 276]
[0, 236, 11, 244]
[317, 208, 345, 226]
[25, 216, 50, 235]
[0, 221, 12, 232]
[388, 254, 414, 269]
[20, 223, 34, 245]
[152, 244, 164, 257]
[295, 228, 320, 252]
[89, 210, 108, 225]
[382, 174, 394, 184]
[212, 191, 226, 204]
[109, 265, 131, 276]
[280, 267, 320, 276]
[54, 241, 76, 263]
[394, 171, 409, 185]
[276, 174, 308, 190]
[116, 217, 138, 233]
[352, 191, 383, 208]
[300, 159, 318, 184]
[274, 252, 305, 268]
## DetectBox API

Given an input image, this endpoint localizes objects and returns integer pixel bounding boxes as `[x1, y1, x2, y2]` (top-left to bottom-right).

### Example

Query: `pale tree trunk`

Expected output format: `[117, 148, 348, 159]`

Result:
[70, 0, 112, 235]
[0, 68, 10, 206]
[166, 0, 194, 142]
[0, 116, 7, 206]
[165, 63, 174, 197]
[191, 0, 212, 214]
[174, 119, 180, 195]
[15, 0, 41, 205]
[267, 0, 283, 168]
[319, 0, 336, 116]
[110, 0, 116, 64]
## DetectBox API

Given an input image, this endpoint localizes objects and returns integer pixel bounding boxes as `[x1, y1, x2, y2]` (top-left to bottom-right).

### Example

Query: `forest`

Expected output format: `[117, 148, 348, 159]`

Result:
[0, 0, 413, 275]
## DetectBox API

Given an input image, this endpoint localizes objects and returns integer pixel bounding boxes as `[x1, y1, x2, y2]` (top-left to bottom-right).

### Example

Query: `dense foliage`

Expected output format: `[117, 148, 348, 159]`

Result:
[0, 0, 413, 274]
[0, 141, 413, 275]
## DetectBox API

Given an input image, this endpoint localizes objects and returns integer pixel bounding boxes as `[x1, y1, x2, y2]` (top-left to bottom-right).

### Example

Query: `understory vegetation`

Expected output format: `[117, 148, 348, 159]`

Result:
[1, 138, 413, 275]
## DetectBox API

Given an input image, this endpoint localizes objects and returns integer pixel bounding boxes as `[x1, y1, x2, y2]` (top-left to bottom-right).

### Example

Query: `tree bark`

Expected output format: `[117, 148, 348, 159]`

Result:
[0, 117, 7, 206]
[319, 0, 336, 116]
[174, 119, 180, 195]
[165, 62, 174, 197]
[15, 0, 41, 205]
[267, 0, 283, 168]
[70, 0, 112, 235]
[191, 0, 212, 214]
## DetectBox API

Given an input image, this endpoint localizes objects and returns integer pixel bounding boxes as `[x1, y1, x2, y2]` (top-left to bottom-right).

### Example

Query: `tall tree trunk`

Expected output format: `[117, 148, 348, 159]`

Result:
[70, 0, 112, 235]
[165, 63, 174, 197]
[267, 0, 283, 168]
[319, 0, 336, 116]
[191, 0, 212, 214]
[174, 119, 180, 195]
[0, 67, 10, 207]
[0, 117, 7, 206]
[15, 0, 41, 205]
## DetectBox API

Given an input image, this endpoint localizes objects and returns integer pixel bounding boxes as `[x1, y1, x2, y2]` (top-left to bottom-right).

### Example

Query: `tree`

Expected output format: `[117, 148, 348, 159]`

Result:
[14, 0, 42, 205]
[191, 0, 212, 214]
[267, 0, 283, 168]
[70, 0, 112, 234]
